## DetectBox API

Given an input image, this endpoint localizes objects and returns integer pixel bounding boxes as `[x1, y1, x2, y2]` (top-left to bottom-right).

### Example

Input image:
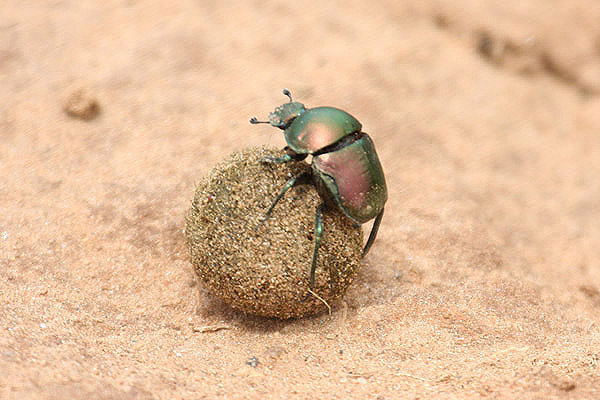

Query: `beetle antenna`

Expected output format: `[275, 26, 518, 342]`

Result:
[249, 117, 269, 124]
[282, 88, 293, 102]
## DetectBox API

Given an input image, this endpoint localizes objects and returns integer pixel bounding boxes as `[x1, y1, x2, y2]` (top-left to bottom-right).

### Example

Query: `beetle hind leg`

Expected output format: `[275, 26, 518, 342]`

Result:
[262, 172, 312, 222]
[362, 207, 384, 257]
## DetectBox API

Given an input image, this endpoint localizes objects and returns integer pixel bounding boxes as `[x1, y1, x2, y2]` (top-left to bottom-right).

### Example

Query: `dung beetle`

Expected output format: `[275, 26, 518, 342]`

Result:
[250, 89, 387, 289]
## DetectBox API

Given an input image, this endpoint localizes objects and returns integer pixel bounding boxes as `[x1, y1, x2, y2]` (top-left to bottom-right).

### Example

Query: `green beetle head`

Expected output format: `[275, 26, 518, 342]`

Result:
[268, 101, 305, 129]
[250, 89, 306, 130]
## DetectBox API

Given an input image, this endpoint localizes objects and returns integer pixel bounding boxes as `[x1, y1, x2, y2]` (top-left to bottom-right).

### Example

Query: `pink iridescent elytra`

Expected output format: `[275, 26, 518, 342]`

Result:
[313, 135, 386, 224]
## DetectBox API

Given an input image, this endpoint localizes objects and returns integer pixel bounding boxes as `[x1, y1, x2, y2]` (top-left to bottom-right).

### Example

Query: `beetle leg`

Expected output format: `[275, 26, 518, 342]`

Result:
[362, 207, 384, 257]
[260, 153, 293, 164]
[260, 147, 307, 164]
[262, 172, 313, 222]
[309, 203, 325, 289]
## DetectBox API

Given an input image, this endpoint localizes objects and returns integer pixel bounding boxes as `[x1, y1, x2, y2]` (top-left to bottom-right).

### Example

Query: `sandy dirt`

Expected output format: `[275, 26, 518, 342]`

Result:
[1, 1, 600, 399]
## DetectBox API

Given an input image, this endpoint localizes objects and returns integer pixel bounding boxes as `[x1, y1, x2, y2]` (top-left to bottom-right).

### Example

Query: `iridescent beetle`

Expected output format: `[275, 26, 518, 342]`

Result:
[250, 89, 387, 289]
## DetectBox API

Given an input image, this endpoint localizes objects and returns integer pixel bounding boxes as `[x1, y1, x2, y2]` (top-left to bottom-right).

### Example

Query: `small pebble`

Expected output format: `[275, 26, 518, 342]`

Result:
[246, 357, 259, 367]
[63, 86, 100, 120]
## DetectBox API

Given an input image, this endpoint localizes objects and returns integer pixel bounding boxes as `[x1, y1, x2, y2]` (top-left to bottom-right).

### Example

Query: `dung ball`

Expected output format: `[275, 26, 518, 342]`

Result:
[185, 146, 363, 319]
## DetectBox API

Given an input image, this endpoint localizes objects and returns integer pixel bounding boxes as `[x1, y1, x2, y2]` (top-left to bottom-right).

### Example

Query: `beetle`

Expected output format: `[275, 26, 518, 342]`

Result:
[250, 89, 387, 289]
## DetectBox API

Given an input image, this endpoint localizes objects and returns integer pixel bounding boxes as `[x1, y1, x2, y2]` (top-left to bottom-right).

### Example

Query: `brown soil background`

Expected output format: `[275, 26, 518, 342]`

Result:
[1, 1, 599, 399]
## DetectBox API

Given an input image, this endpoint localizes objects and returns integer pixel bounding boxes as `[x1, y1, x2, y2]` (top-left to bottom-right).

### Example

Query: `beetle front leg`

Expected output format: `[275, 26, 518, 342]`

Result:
[260, 153, 294, 164]
[260, 147, 308, 164]
[362, 207, 384, 257]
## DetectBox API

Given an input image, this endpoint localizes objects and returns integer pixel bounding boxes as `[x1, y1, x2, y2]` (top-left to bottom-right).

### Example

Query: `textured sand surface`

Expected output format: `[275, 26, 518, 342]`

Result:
[1, 1, 600, 399]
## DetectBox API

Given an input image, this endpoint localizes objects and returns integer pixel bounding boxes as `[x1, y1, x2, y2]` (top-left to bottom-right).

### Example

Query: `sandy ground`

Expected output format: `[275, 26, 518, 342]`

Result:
[2, 1, 600, 399]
